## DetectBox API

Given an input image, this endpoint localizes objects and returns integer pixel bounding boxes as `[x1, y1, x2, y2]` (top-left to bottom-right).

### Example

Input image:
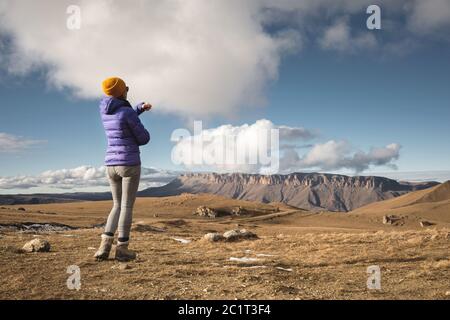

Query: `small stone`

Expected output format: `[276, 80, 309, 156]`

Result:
[420, 221, 434, 227]
[203, 233, 224, 242]
[445, 291, 450, 296]
[17, 207, 26, 212]
[22, 238, 51, 252]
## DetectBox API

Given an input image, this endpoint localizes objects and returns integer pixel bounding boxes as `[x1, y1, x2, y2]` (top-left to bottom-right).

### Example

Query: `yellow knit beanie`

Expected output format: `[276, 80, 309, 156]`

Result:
[102, 77, 127, 98]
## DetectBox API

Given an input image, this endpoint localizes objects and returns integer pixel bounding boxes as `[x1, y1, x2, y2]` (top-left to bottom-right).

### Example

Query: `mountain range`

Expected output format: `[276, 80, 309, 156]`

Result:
[138, 172, 438, 211]
[0, 172, 439, 212]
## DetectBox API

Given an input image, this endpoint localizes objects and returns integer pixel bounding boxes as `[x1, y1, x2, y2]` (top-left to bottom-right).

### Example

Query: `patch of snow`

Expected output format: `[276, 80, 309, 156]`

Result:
[276, 267, 293, 272]
[172, 237, 191, 244]
[229, 257, 260, 263]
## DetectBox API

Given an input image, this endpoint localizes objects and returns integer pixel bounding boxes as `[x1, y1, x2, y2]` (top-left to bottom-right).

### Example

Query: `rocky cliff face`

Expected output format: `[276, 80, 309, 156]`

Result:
[140, 172, 438, 212]
[178, 172, 410, 189]
[1, 172, 438, 211]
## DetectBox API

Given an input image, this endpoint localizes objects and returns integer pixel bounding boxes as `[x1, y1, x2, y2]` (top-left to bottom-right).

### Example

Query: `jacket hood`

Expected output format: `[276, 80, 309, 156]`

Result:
[99, 97, 131, 114]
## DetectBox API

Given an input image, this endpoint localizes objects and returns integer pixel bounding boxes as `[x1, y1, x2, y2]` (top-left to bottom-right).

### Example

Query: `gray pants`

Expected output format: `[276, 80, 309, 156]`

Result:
[104, 165, 141, 240]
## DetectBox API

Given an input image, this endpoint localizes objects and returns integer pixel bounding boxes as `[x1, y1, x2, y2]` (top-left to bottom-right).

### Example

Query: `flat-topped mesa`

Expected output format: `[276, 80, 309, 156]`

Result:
[144, 172, 438, 212]
[179, 172, 402, 189]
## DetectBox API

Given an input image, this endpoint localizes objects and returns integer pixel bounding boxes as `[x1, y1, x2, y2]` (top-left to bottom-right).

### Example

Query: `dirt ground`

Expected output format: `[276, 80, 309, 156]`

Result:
[0, 194, 449, 300]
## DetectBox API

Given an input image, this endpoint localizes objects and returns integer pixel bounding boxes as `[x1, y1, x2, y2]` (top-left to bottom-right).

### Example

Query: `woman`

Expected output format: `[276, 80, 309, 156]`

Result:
[94, 77, 151, 261]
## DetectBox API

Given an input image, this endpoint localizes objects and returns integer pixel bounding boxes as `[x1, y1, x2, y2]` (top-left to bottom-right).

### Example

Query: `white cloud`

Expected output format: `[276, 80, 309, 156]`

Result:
[408, 0, 450, 34]
[0, 0, 300, 118]
[0, 132, 46, 153]
[318, 18, 377, 53]
[0, 165, 178, 190]
[278, 125, 318, 140]
[286, 141, 401, 172]
[1, 1, 448, 118]
[172, 119, 313, 173]
[171, 119, 401, 174]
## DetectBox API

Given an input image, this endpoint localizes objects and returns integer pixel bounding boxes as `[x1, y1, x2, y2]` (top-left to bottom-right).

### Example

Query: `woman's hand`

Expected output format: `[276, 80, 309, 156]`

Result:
[142, 103, 152, 112]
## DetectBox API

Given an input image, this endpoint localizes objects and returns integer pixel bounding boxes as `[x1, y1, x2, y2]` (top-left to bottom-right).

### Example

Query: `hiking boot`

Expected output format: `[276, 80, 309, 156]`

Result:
[115, 241, 136, 261]
[94, 234, 114, 260]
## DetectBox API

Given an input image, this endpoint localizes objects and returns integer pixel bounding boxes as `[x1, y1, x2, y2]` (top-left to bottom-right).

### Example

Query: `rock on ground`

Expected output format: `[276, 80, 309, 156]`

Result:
[202, 229, 258, 242]
[194, 206, 219, 218]
[223, 229, 257, 242]
[231, 206, 249, 216]
[22, 238, 51, 252]
[420, 221, 434, 227]
[382, 215, 402, 225]
[203, 233, 225, 242]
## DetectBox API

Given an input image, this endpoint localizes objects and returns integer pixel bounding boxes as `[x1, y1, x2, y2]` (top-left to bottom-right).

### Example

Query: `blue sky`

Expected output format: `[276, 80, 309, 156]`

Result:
[266, 47, 450, 173]
[0, 1, 450, 193]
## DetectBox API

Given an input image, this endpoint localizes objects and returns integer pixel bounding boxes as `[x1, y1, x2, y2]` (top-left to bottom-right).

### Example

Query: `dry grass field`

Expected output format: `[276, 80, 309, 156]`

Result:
[0, 189, 449, 300]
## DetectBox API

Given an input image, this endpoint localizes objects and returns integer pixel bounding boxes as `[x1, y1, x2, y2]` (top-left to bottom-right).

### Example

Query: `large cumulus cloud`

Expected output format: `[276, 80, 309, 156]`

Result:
[171, 119, 401, 174]
[1, 0, 449, 117]
[0, 0, 299, 117]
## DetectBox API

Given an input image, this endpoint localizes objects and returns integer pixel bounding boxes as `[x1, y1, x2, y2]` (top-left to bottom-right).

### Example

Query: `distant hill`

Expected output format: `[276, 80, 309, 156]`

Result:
[0, 191, 111, 206]
[139, 172, 439, 212]
[412, 180, 450, 204]
[350, 181, 450, 223]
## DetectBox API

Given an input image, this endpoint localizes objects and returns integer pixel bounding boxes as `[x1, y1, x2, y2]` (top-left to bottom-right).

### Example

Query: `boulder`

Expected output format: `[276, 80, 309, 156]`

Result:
[203, 233, 224, 242]
[22, 238, 51, 252]
[223, 229, 241, 240]
[194, 206, 219, 218]
[382, 215, 402, 225]
[223, 229, 257, 242]
[231, 206, 249, 216]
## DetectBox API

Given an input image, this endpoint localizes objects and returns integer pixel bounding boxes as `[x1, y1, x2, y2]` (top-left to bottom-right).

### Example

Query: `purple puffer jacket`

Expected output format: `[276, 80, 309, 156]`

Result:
[99, 97, 150, 166]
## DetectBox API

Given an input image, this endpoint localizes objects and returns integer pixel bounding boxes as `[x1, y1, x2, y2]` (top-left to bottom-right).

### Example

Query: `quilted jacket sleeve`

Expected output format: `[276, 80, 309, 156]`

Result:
[125, 108, 150, 146]
[134, 102, 145, 116]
